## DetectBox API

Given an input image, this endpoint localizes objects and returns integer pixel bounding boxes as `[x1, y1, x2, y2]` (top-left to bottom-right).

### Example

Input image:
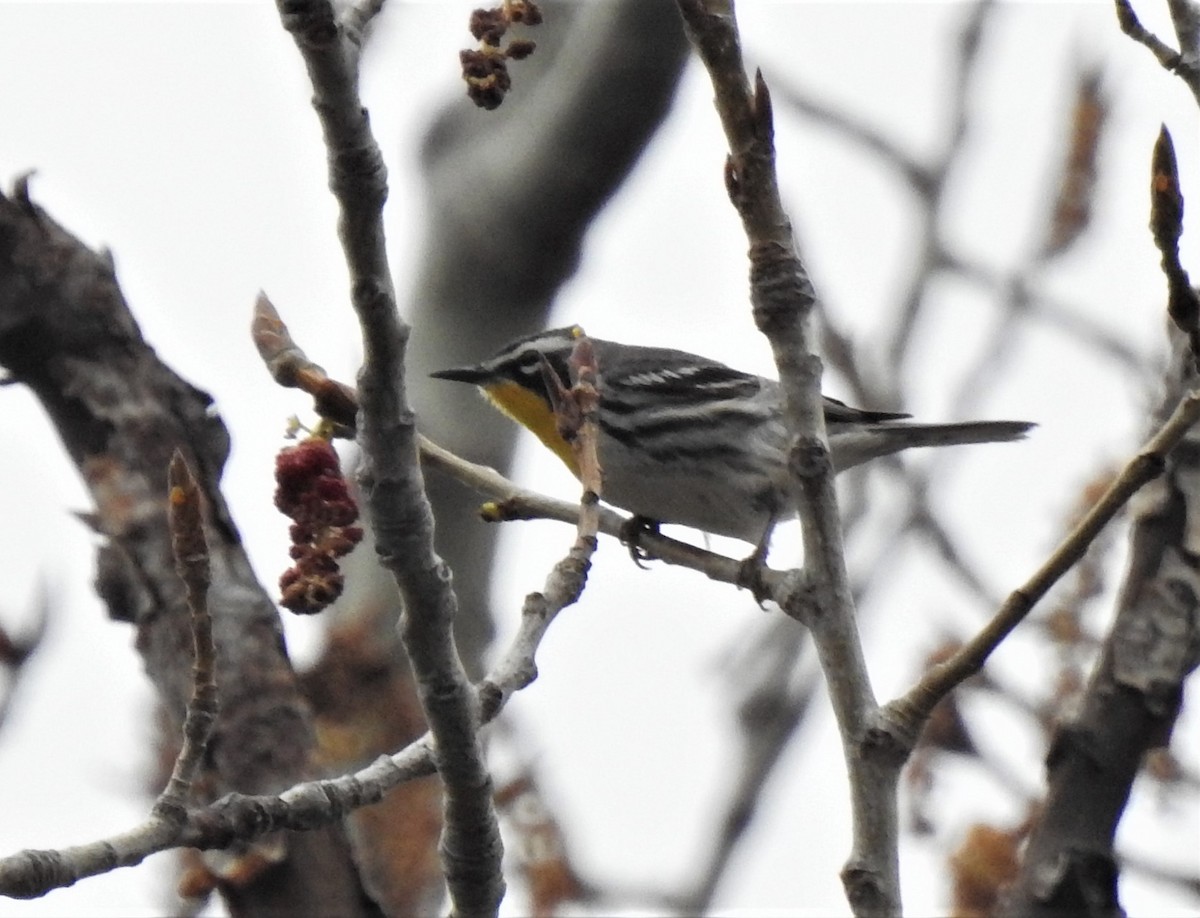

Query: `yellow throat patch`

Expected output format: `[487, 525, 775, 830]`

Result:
[480, 380, 581, 478]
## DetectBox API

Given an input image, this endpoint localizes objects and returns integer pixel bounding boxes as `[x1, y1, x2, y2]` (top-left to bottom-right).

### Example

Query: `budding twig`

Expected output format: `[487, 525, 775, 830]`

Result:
[157, 452, 219, 822]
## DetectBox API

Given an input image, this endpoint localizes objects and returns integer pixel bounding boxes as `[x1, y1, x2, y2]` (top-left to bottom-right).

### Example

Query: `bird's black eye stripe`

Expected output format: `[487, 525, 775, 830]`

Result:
[504, 347, 570, 397]
[515, 350, 543, 376]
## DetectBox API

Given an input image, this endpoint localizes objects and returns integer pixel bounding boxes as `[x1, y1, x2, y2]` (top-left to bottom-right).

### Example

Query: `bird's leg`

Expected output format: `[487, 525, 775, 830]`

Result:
[736, 516, 776, 606]
[619, 515, 661, 569]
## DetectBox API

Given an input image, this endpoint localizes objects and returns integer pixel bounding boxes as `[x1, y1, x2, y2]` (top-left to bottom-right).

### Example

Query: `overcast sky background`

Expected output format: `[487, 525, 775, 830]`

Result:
[1, 1, 1198, 916]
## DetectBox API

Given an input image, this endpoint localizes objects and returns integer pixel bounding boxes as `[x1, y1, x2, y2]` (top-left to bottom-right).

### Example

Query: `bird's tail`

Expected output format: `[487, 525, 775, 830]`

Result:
[831, 420, 1035, 472]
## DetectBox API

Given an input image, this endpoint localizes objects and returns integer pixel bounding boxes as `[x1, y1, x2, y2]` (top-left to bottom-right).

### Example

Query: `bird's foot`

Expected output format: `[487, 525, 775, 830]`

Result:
[619, 515, 661, 569]
[736, 528, 773, 607]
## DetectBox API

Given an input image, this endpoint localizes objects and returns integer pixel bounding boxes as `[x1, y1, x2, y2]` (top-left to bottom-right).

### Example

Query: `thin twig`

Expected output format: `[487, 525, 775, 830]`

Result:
[155, 453, 219, 822]
[479, 337, 604, 722]
[421, 435, 798, 596]
[1116, 0, 1200, 106]
[0, 457, 222, 898]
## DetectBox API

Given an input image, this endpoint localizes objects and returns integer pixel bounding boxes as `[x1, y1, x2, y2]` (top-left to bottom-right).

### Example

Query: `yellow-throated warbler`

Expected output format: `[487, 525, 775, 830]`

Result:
[432, 326, 1033, 544]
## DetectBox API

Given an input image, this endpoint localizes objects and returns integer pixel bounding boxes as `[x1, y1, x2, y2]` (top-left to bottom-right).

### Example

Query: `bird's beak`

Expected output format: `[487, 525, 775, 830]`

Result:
[429, 364, 490, 384]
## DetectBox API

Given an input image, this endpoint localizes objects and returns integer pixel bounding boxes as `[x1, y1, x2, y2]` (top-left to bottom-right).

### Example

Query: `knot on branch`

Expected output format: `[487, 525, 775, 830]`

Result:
[151, 795, 189, 828]
[1019, 848, 1119, 911]
[278, 0, 338, 47]
[840, 861, 893, 918]
[194, 792, 279, 848]
[352, 277, 399, 331]
[787, 435, 831, 480]
[329, 140, 389, 208]
[0, 848, 68, 900]
[1112, 558, 1200, 711]
[868, 701, 924, 763]
[476, 680, 504, 721]
[748, 240, 817, 335]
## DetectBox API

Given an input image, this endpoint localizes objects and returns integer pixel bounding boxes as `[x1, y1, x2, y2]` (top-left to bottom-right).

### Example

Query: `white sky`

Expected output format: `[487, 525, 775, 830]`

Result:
[1, 2, 1198, 916]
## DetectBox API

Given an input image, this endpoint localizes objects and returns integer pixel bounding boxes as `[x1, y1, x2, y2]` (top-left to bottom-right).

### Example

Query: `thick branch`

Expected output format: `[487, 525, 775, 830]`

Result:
[0, 180, 369, 914]
[1001, 360, 1200, 913]
[998, 119, 1200, 913]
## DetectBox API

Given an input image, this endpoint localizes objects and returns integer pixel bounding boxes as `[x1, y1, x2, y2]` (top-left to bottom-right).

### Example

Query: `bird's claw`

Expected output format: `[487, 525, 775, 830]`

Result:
[736, 529, 773, 607]
[735, 554, 772, 607]
[619, 515, 660, 569]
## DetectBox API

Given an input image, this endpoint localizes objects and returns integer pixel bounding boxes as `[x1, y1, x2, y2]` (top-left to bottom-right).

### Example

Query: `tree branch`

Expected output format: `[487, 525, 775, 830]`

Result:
[0, 428, 606, 899]
[674, 3, 895, 914]
[275, 1, 503, 913]
[0, 177, 369, 914]
[999, 120, 1200, 916]
[156, 453, 219, 823]
[1116, 0, 1200, 106]
[885, 389, 1200, 740]
[0, 456, 223, 899]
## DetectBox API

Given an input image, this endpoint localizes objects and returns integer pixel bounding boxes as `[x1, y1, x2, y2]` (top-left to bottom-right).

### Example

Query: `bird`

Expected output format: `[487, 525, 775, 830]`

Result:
[431, 325, 1033, 547]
